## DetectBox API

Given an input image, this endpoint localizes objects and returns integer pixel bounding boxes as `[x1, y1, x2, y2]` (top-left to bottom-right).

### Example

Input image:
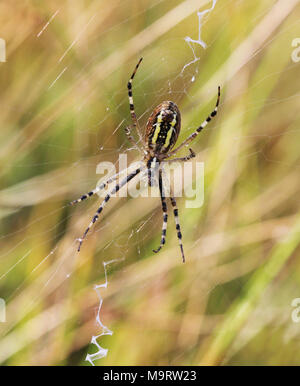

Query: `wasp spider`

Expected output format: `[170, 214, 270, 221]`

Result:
[71, 58, 220, 262]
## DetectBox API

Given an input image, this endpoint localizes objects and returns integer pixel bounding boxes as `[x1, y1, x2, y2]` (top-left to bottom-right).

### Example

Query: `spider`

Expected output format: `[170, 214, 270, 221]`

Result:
[70, 58, 220, 262]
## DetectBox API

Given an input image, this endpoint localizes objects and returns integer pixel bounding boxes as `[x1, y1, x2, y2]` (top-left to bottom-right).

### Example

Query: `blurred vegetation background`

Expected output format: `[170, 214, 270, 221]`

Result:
[0, 0, 300, 366]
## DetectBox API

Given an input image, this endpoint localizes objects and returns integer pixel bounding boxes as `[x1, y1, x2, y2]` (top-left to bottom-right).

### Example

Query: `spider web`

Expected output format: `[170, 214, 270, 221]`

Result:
[0, 0, 300, 366]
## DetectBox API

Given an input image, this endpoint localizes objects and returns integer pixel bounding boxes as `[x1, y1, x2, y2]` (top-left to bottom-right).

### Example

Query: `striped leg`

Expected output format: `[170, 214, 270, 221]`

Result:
[170, 195, 185, 263]
[147, 157, 158, 187]
[167, 86, 220, 158]
[153, 169, 168, 253]
[70, 172, 122, 206]
[127, 58, 144, 146]
[166, 148, 196, 163]
[77, 168, 141, 252]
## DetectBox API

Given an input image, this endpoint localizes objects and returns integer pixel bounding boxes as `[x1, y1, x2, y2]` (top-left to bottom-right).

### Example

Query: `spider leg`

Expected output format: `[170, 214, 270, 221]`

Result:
[165, 148, 196, 163]
[170, 195, 185, 263]
[127, 58, 145, 148]
[77, 167, 141, 252]
[70, 171, 122, 206]
[147, 157, 159, 187]
[167, 86, 220, 158]
[153, 168, 168, 254]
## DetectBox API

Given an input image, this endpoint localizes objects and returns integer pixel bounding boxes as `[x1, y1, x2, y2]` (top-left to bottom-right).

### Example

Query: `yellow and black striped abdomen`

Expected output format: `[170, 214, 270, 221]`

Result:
[145, 101, 181, 154]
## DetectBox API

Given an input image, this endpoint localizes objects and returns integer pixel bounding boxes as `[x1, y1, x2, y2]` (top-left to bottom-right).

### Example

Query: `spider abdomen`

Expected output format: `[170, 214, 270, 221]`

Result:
[145, 101, 181, 154]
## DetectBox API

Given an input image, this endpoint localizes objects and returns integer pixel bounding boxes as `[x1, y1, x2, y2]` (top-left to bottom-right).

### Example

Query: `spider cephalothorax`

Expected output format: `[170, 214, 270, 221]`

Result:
[71, 58, 220, 262]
